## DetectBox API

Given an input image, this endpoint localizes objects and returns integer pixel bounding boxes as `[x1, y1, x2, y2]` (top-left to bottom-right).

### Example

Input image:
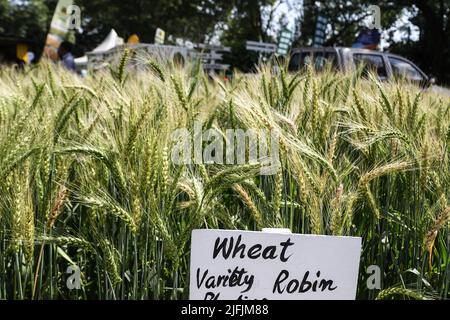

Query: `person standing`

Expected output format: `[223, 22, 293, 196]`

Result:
[352, 28, 381, 50]
[57, 41, 76, 71]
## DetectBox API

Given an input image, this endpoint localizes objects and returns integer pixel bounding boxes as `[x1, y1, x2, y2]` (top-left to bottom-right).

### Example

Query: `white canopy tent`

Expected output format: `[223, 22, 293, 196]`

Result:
[75, 29, 124, 68]
[91, 29, 124, 53]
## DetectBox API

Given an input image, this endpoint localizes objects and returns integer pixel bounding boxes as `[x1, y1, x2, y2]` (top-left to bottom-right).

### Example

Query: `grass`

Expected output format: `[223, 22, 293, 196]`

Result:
[0, 55, 449, 300]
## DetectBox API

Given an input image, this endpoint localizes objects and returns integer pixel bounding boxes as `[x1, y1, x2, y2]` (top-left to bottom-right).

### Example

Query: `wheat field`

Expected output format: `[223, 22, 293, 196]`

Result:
[0, 53, 449, 300]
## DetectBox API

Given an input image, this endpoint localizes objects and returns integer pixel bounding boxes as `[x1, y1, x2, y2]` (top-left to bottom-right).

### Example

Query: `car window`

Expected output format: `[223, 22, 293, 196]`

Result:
[353, 53, 387, 79]
[388, 57, 424, 82]
[289, 51, 337, 72]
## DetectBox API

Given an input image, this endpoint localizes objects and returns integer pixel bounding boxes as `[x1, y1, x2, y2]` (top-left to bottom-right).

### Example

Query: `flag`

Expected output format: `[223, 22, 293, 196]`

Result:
[42, 0, 74, 60]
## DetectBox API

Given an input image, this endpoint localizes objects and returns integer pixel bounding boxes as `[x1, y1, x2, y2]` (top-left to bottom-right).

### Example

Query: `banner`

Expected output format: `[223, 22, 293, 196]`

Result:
[276, 28, 294, 56]
[313, 15, 327, 47]
[42, 0, 75, 60]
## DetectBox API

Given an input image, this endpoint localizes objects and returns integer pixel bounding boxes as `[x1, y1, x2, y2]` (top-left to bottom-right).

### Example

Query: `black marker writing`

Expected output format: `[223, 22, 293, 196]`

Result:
[273, 270, 337, 294]
[212, 235, 294, 262]
[197, 266, 254, 293]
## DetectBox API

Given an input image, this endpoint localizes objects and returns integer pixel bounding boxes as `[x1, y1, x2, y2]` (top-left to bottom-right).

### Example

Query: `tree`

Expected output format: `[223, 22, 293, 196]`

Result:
[74, 0, 233, 51]
[295, 0, 450, 84]
[391, 0, 450, 84]
[295, 0, 400, 47]
[1, 0, 233, 56]
[0, 0, 50, 42]
[220, 0, 279, 72]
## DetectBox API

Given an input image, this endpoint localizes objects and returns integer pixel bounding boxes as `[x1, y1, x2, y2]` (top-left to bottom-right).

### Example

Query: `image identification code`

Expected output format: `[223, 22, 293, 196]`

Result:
[180, 304, 269, 318]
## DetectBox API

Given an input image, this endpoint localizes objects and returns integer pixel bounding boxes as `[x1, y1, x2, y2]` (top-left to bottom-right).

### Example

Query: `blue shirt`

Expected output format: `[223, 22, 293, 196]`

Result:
[353, 29, 380, 47]
[61, 52, 76, 71]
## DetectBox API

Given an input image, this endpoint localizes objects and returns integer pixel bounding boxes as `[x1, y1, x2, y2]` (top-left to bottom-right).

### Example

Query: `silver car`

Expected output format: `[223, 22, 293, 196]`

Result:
[288, 47, 434, 87]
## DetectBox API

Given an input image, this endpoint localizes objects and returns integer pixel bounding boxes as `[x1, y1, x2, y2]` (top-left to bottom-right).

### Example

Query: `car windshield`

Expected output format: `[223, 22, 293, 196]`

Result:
[289, 51, 337, 72]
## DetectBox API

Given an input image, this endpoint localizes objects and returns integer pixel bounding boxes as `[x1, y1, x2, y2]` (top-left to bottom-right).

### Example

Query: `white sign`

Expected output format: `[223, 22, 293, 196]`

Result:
[245, 41, 277, 54]
[189, 229, 361, 300]
[154, 28, 165, 45]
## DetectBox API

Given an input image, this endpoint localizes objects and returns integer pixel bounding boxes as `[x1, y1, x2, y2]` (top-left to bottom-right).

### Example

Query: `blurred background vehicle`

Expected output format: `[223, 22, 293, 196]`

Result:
[288, 47, 436, 88]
